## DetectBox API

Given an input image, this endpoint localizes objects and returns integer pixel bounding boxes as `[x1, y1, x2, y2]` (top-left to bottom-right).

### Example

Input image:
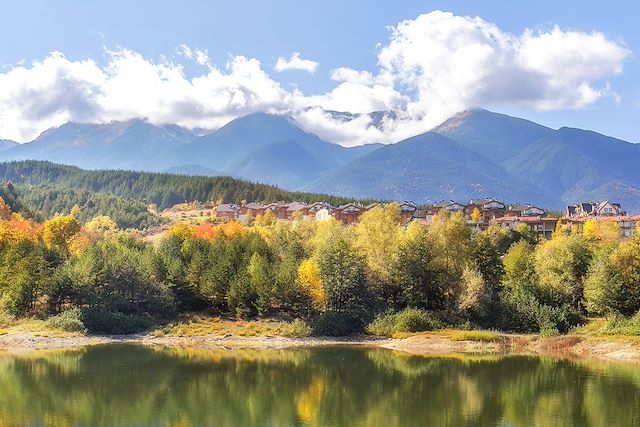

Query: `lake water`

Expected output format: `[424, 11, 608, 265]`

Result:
[0, 344, 639, 426]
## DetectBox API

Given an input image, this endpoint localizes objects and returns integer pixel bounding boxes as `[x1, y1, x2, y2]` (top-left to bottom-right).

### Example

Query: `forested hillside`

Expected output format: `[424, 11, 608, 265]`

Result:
[0, 181, 160, 229]
[0, 161, 367, 210]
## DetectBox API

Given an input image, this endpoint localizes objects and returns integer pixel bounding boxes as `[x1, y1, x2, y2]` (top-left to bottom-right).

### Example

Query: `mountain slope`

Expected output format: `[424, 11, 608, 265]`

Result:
[0, 119, 196, 170]
[166, 112, 380, 189]
[504, 127, 640, 209]
[305, 132, 554, 206]
[434, 108, 554, 163]
[0, 140, 17, 152]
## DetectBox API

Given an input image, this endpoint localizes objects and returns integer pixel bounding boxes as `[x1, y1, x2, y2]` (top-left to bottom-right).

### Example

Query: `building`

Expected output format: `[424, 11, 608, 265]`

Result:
[506, 204, 546, 217]
[398, 202, 420, 224]
[307, 202, 334, 219]
[564, 201, 625, 219]
[264, 203, 289, 220]
[496, 215, 558, 240]
[215, 203, 240, 219]
[239, 202, 266, 219]
[466, 199, 506, 222]
[332, 203, 363, 224]
[285, 202, 310, 219]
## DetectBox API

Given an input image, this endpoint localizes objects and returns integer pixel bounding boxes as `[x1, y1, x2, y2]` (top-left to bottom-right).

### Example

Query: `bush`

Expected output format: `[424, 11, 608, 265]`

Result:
[366, 308, 443, 337]
[45, 308, 88, 333]
[311, 311, 362, 336]
[283, 318, 312, 337]
[602, 312, 640, 336]
[81, 310, 156, 335]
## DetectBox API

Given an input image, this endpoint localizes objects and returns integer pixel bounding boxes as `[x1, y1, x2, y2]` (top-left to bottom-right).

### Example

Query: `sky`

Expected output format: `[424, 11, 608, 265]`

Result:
[1, 0, 639, 146]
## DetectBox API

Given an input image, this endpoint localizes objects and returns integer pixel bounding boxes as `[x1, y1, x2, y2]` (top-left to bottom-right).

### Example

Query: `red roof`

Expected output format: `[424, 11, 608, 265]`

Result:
[496, 216, 557, 223]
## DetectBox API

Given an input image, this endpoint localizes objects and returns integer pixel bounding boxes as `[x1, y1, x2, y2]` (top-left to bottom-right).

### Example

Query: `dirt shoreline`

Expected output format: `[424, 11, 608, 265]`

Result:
[2, 331, 640, 362]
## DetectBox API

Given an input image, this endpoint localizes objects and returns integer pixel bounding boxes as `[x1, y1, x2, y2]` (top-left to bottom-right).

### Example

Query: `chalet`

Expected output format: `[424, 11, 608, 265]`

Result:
[307, 202, 334, 220]
[215, 203, 240, 219]
[239, 202, 266, 217]
[425, 201, 466, 222]
[507, 204, 546, 217]
[496, 215, 557, 240]
[285, 202, 310, 219]
[332, 203, 363, 224]
[466, 198, 506, 222]
[264, 203, 289, 220]
[564, 201, 625, 219]
[398, 201, 420, 224]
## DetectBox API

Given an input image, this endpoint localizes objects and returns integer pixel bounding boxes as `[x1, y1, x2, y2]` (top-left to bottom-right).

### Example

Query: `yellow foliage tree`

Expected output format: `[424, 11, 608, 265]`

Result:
[471, 207, 482, 224]
[297, 258, 325, 309]
[583, 219, 620, 242]
[220, 220, 245, 236]
[85, 215, 118, 234]
[167, 222, 195, 239]
[255, 209, 276, 227]
[43, 214, 81, 256]
[354, 203, 401, 284]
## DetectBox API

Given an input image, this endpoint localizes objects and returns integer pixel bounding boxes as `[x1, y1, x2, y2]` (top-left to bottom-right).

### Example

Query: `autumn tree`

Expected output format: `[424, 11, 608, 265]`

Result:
[354, 203, 401, 287]
[43, 214, 81, 256]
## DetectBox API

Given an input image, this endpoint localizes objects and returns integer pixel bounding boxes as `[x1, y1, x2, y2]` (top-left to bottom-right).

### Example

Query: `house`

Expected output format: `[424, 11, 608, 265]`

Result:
[398, 201, 420, 224]
[285, 202, 310, 219]
[496, 215, 558, 240]
[332, 203, 363, 224]
[239, 202, 266, 218]
[307, 202, 334, 220]
[264, 203, 289, 220]
[466, 198, 506, 222]
[215, 203, 240, 219]
[507, 204, 546, 217]
[425, 201, 465, 222]
[564, 201, 625, 219]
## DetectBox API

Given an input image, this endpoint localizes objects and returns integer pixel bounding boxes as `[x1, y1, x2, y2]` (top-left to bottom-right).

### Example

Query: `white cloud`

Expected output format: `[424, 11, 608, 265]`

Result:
[275, 52, 319, 74]
[0, 12, 630, 145]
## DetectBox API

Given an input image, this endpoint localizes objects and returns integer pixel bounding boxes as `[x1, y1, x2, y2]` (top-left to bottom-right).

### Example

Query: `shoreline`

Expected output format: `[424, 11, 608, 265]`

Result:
[2, 330, 640, 362]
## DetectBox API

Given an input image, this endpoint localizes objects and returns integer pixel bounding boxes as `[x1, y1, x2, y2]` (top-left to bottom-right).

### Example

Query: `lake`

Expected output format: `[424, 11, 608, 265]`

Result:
[0, 344, 638, 426]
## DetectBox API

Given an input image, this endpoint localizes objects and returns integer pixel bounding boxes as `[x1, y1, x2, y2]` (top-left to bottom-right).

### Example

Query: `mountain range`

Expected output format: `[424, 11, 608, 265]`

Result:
[1, 109, 639, 212]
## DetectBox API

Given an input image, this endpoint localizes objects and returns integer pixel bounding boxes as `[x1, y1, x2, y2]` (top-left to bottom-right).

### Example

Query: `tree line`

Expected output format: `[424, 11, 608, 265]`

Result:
[1, 182, 161, 230]
[1, 197, 639, 336]
[0, 160, 372, 210]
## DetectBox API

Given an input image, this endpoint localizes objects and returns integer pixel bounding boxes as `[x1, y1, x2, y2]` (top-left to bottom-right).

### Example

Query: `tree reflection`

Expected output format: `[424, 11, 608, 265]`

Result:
[0, 345, 638, 426]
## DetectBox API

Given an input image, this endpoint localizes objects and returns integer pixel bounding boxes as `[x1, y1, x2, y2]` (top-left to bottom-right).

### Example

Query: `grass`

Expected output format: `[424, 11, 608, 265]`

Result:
[573, 315, 640, 337]
[0, 318, 86, 338]
[151, 315, 312, 338]
[444, 330, 501, 342]
[386, 329, 502, 342]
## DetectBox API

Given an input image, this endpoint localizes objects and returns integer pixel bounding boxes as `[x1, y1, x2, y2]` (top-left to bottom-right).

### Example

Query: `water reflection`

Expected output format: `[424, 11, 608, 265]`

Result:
[0, 345, 638, 426]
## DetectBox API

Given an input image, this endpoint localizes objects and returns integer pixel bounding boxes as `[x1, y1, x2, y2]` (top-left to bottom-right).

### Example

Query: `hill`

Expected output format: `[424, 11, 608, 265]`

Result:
[0, 160, 366, 211]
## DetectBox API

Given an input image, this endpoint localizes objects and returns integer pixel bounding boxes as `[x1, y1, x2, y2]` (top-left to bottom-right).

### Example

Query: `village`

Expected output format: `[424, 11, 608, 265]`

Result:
[165, 198, 640, 240]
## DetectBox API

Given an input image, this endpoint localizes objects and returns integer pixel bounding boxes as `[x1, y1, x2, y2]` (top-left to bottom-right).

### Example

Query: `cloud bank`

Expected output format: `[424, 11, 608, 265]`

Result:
[0, 11, 630, 145]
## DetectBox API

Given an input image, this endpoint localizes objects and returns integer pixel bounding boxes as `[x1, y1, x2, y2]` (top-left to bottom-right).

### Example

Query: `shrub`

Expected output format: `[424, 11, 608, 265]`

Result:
[602, 312, 640, 336]
[311, 311, 362, 336]
[366, 308, 443, 337]
[81, 310, 156, 335]
[283, 318, 312, 337]
[45, 308, 87, 333]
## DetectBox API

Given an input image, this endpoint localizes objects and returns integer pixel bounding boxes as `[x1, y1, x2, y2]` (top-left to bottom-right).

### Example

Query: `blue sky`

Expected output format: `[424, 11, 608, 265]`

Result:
[1, 0, 639, 145]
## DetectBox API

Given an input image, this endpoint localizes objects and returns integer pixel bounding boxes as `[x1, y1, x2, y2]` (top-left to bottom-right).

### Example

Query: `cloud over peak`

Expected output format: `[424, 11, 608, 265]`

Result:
[0, 11, 630, 145]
